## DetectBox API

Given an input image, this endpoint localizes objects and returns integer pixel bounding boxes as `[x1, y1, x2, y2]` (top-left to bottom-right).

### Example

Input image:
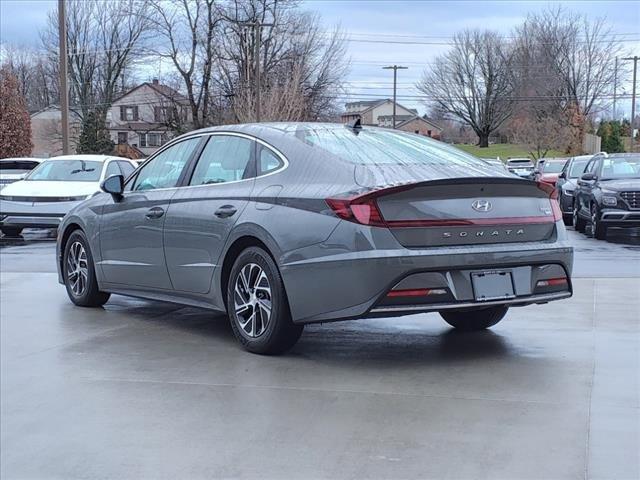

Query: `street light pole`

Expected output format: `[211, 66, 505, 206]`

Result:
[622, 56, 639, 151]
[58, 0, 70, 154]
[382, 65, 408, 129]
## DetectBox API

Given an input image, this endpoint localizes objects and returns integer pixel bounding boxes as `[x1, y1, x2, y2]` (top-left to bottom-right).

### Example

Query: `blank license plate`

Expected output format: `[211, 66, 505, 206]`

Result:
[471, 271, 515, 301]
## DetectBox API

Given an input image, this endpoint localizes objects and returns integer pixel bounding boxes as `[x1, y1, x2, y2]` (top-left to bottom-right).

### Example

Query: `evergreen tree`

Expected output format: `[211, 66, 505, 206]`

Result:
[597, 120, 624, 153]
[76, 111, 114, 155]
[0, 67, 33, 158]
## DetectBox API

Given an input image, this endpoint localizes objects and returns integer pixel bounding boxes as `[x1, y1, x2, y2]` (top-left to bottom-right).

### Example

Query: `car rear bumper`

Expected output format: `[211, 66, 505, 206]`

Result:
[281, 220, 573, 324]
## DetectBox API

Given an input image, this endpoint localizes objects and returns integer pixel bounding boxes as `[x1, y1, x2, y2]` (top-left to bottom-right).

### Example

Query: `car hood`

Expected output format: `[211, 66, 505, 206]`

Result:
[0, 180, 100, 197]
[354, 162, 513, 187]
[0, 173, 27, 180]
[598, 179, 640, 191]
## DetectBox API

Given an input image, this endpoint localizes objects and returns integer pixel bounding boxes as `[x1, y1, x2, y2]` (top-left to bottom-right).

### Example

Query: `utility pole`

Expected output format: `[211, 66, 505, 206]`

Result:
[58, 0, 70, 154]
[613, 57, 618, 120]
[622, 56, 639, 151]
[240, 20, 274, 123]
[382, 65, 408, 129]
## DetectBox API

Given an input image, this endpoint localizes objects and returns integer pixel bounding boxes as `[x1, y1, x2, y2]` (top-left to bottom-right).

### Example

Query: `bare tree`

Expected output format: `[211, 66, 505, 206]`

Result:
[513, 7, 624, 152]
[417, 30, 514, 147]
[510, 111, 572, 160]
[41, 0, 150, 120]
[147, 0, 221, 129]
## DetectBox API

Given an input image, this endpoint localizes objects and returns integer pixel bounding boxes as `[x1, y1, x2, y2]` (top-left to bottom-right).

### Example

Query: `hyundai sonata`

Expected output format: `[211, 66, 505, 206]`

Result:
[56, 123, 573, 354]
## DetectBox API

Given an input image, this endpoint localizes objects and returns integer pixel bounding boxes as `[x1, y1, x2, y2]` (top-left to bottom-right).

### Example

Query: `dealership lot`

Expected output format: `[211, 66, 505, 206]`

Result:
[1, 230, 638, 479]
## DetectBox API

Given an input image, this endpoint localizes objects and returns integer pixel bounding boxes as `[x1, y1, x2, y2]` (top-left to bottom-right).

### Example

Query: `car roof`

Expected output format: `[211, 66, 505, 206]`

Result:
[45, 154, 132, 162]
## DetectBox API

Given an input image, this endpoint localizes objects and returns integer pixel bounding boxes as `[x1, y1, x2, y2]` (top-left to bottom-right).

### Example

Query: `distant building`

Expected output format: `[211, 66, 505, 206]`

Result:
[30, 106, 81, 158]
[107, 79, 191, 158]
[340, 98, 442, 139]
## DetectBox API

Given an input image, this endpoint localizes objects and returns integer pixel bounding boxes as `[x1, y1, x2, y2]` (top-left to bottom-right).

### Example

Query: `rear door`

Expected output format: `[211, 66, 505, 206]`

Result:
[163, 133, 255, 295]
[99, 137, 203, 289]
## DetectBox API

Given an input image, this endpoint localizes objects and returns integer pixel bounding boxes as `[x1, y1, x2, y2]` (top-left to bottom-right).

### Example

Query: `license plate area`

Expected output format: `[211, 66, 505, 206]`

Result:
[471, 270, 515, 301]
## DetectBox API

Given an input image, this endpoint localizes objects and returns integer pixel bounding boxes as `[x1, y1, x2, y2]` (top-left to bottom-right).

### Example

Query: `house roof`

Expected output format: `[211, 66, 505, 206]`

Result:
[343, 99, 418, 118]
[113, 81, 189, 105]
[396, 115, 443, 130]
[108, 122, 172, 132]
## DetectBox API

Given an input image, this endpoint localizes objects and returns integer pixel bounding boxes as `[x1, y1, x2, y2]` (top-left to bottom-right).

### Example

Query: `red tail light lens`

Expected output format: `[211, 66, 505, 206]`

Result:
[325, 196, 387, 227]
[536, 181, 562, 222]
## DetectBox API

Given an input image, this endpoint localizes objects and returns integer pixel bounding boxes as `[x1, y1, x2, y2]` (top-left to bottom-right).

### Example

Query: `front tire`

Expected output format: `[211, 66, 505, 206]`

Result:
[63, 230, 110, 307]
[440, 305, 508, 331]
[227, 247, 303, 355]
[573, 203, 586, 233]
[591, 203, 607, 240]
[1, 227, 23, 237]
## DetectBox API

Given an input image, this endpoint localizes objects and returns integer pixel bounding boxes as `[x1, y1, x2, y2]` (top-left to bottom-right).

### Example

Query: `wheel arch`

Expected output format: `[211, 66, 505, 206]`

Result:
[58, 222, 84, 272]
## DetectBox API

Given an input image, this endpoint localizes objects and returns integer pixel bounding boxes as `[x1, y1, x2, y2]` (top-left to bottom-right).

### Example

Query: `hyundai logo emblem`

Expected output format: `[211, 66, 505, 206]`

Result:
[472, 199, 492, 212]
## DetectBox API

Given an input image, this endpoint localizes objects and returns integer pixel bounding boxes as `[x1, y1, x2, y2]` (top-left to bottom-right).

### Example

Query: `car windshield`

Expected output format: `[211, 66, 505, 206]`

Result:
[295, 127, 482, 167]
[25, 159, 102, 182]
[542, 161, 566, 173]
[600, 156, 640, 180]
[568, 159, 589, 178]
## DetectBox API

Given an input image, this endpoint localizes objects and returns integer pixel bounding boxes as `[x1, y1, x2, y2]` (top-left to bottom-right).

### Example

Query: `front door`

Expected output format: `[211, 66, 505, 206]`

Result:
[163, 134, 255, 295]
[98, 137, 202, 289]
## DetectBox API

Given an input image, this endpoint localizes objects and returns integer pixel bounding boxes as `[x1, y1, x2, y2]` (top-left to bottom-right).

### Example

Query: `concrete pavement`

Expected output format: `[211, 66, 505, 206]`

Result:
[1, 230, 638, 479]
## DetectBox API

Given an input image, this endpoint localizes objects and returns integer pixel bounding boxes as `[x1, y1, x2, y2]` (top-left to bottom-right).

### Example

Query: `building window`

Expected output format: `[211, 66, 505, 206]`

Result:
[427, 130, 432, 137]
[415, 130, 420, 134]
[117, 132, 128, 144]
[120, 105, 138, 121]
[138, 132, 164, 148]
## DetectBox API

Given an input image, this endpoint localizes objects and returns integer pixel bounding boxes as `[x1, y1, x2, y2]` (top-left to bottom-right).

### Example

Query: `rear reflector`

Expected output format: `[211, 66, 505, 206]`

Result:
[387, 288, 448, 297]
[536, 277, 568, 287]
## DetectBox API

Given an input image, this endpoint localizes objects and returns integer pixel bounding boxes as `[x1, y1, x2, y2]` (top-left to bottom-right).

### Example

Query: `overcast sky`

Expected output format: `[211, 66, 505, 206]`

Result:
[1, 0, 639, 116]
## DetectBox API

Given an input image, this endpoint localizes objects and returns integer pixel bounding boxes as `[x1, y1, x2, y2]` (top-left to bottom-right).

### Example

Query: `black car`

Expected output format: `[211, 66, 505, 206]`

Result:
[556, 154, 593, 225]
[573, 153, 640, 239]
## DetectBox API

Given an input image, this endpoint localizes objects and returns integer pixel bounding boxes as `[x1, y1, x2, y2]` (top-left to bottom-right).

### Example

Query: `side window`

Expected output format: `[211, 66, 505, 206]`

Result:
[117, 161, 135, 178]
[130, 137, 200, 191]
[258, 145, 283, 175]
[189, 135, 253, 186]
[584, 159, 595, 174]
[105, 161, 121, 178]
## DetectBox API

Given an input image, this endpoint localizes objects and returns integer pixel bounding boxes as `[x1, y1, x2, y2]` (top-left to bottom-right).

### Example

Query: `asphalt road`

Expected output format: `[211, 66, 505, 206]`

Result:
[1, 228, 638, 479]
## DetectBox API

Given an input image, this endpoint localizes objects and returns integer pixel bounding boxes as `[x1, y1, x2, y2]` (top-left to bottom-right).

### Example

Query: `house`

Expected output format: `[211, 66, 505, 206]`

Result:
[107, 79, 191, 158]
[340, 99, 442, 139]
[30, 106, 81, 157]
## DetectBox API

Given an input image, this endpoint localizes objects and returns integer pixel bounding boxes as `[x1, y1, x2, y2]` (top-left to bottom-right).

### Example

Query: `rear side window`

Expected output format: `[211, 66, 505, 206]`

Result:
[117, 161, 135, 178]
[189, 135, 253, 186]
[258, 145, 283, 175]
[105, 161, 120, 178]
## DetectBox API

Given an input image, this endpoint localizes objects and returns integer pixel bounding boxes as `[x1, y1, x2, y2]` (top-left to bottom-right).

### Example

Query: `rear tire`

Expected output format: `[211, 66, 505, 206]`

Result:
[63, 230, 110, 307]
[591, 203, 607, 240]
[573, 203, 586, 233]
[440, 305, 508, 331]
[227, 247, 303, 355]
[1, 227, 23, 237]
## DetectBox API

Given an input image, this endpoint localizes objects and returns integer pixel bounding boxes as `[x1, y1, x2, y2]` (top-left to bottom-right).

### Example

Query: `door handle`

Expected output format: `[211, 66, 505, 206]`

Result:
[145, 206, 165, 219]
[214, 205, 237, 218]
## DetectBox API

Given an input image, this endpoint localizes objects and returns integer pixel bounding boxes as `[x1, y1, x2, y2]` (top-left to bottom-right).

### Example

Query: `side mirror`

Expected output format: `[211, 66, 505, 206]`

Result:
[101, 174, 124, 199]
[533, 169, 541, 175]
[559, 172, 566, 179]
[580, 172, 595, 182]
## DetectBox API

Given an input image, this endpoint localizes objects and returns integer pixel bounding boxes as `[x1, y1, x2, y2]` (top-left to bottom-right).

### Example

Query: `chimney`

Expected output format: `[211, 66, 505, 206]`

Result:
[152, 78, 159, 85]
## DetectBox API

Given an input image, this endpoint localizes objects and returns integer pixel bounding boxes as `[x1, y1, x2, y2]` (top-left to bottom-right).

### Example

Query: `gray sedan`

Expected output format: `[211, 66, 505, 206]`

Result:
[56, 123, 573, 354]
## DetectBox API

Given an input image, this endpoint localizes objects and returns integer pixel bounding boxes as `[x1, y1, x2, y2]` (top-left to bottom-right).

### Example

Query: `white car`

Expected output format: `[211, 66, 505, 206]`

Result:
[0, 158, 42, 190]
[0, 155, 136, 237]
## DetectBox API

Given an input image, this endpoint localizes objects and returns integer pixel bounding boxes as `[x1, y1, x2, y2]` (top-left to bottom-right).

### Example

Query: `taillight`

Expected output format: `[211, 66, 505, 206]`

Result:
[325, 195, 387, 227]
[536, 181, 562, 222]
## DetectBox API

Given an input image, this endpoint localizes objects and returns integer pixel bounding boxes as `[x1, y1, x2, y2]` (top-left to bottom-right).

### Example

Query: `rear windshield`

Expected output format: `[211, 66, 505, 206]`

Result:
[600, 156, 640, 180]
[542, 161, 566, 173]
[507, 160, 532, 167]
[568, 159, 589, 178]
[0, 160, 39, 174]
[294, 127, 481, 167]
[26, 160, 103, 182]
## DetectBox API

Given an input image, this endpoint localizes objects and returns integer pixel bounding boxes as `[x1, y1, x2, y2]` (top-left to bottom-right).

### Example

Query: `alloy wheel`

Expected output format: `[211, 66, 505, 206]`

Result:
[66, 241, 88, 296]
[233, 263, 272, 338]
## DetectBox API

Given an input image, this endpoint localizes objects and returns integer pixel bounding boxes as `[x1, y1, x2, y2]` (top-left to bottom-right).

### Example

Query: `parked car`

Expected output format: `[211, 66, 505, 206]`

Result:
[506, 158, 535, 178]
[534, 158, 568, 186]
[573, 153, 640, 239]
[556, 154, 593, 225]
[481, 157, 508, 172]
[0, 155, 136, 237]
[0, 157, 42, 190]
[56, 123, 573, 354]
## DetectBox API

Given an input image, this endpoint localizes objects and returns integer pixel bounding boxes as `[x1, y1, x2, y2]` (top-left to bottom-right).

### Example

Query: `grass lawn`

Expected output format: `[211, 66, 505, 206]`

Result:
[453, 143, 568, 160]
